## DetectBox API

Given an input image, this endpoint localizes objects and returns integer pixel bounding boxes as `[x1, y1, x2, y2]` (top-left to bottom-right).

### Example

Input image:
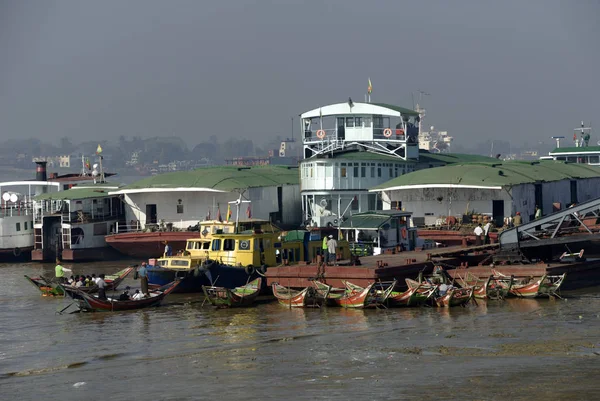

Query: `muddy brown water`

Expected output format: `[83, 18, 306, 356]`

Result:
[1, 260, 600, 400]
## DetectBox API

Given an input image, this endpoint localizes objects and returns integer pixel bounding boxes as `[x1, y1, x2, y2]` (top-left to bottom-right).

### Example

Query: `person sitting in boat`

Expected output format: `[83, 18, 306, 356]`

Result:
[68, 275, 75, 285]
[118, 287, 131, 301]
[85, 275, 93, 286]
[96, 274, 107, 300]
[75, 276, 86, 288]
[131, 289, 144, 300]
[91, 274, 98, 285]
[438, 283, 453, 296]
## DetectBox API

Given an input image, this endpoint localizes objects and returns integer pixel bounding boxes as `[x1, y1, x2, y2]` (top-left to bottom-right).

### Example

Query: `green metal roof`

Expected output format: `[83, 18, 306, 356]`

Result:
[120, 165, 300, 192]
[35, 187, 116, 201]
[550, 146, 600, 154]
[371, 161, 600, 190]
[372, 103, 419, 116]
[418, 152, 498, 164]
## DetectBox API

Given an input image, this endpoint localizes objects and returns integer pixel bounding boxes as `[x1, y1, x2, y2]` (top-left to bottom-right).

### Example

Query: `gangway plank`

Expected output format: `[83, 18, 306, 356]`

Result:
[499, 197, 600, 251]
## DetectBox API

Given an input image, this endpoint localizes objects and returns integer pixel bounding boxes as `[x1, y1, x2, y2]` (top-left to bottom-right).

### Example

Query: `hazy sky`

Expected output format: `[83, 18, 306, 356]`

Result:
[1, 0, 598, 150]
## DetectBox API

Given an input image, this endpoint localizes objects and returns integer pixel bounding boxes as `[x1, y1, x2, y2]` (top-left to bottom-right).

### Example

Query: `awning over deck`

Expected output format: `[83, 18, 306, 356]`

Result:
[340, 211, 412, 230]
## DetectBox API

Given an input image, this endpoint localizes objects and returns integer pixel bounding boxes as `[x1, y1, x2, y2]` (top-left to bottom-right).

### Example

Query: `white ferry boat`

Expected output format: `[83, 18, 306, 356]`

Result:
[0, 162, 61, 258]
[31, 160, 122, 262]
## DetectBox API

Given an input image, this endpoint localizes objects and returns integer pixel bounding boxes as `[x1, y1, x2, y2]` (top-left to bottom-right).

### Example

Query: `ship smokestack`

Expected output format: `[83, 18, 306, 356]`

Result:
[35, 161, 48, 195]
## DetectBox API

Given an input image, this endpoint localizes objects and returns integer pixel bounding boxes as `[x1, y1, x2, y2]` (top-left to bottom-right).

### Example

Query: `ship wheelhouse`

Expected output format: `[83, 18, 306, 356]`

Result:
[299, 101, 420, 228]
[544, 122, 599, 166]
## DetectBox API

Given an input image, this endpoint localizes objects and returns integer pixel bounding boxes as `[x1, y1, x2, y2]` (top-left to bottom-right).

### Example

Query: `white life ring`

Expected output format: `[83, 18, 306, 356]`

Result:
[383, 128, 393, 138]
[316, 130, 326, 139]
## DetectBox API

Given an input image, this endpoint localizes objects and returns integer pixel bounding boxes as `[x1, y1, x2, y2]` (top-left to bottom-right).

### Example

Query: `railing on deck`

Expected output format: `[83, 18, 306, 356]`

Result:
[1, 203, 33, 217]
[113, 220, 198, 234]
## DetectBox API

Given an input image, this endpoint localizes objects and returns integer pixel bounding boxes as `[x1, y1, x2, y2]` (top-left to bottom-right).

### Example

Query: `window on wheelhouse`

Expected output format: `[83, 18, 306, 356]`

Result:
[337, 118, 345, 140]
[223, 238, 235, 251]
[211, 239, 221, 251]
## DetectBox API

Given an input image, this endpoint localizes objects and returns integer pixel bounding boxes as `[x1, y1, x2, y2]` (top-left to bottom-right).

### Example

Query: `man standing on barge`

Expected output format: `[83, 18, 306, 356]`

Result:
[327, 235, 338, 266]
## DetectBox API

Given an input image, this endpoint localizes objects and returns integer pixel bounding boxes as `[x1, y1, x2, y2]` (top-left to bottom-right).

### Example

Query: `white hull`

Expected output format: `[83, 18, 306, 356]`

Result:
[0, 214, 34, 252]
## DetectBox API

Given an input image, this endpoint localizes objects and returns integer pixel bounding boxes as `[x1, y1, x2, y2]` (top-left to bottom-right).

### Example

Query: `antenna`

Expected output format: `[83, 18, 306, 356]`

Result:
[417, 90, 431, 104]
[551, 136, 565, 148]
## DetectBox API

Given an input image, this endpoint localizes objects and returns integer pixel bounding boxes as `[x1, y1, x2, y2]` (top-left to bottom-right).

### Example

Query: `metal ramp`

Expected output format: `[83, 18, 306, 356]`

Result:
[499, 196, 600, 252]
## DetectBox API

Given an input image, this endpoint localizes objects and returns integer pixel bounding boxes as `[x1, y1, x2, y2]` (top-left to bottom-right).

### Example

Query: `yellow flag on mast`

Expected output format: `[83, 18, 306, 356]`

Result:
[96, 144, 103, 154]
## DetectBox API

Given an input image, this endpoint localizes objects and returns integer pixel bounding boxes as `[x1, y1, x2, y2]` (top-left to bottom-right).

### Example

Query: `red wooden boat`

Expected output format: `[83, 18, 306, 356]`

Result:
[406, 278, 474, 307]
[313, 280, 376, 309]
[70, 280, 181, 312]
[492, 270, 566, 298]
[431, 286, 474, 307]
[387, 279, 436, 307]
[455, 273, 514, 300]
[272, 283, 327, 308]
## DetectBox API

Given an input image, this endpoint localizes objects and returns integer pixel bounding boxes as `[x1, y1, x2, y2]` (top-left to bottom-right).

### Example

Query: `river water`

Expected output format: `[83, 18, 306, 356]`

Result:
[2, 260, 600, 400]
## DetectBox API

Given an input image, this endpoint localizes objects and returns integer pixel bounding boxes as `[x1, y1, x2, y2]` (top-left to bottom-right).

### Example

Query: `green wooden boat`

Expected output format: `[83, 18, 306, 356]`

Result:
[202, 278, 262, 308]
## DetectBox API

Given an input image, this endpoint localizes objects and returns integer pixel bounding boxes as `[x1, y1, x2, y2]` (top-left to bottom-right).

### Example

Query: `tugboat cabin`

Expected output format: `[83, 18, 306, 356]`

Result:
[158, 229, 351, 270]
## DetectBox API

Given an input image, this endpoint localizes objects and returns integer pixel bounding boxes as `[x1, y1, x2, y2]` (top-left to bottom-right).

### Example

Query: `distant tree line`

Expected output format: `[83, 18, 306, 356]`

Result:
[0, 135, 290, 169]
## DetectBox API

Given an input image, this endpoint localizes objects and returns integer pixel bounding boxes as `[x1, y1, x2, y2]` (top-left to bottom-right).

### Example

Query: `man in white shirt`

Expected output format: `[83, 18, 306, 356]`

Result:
[326, 235, 338, 266]
[473, 224, 484, 246]
[96, 274, 107, 300]
[483, 221, 492, 244]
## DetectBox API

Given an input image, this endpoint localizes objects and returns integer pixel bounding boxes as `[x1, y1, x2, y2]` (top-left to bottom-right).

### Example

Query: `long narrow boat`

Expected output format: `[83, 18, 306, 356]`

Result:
[387, 279, 436, 307]
[24, 266, 135, 297]
[313, 280, 376, 309]
[202, 278, 262, 308]
[24, 275, 64, 296]
[66, 280, 181, 312]
[406, 277, 474, 307]
[431, 286, 474, 307]
[455, 273, 514, 300]
[344, 280, 397, 307]
[272, 283, 327, 308]
[492, 270, 566, 298]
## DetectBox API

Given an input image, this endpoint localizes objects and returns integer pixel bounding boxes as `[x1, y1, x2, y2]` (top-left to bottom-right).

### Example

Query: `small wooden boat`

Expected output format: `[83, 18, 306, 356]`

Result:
[202, 278, 262, 308]
[66, 280, 181, 312]
[406, 277, 474, 307]
[24, 266, 135, 297]
[313, 280, 376, 309]
[387, 279, 436, 307]
[272, 283, 326, 308]
[431, 286, 474, 307]
[24, 275, 64, 296]
[493, 270, 566, 298]
[455, 273, 514, 300]
[345, 280, 397, 307]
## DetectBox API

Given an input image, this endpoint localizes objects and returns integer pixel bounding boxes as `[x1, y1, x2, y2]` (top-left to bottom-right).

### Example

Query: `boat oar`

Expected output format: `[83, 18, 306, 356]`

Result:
[56, 301, 76, 315]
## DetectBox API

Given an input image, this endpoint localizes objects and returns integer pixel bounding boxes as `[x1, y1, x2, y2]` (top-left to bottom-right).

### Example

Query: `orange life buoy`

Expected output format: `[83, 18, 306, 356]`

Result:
[383, 128, 392, 137]
[401, 227, 408, 239]
[316, 130, 326, 139]
[396, 129, 405, 135]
